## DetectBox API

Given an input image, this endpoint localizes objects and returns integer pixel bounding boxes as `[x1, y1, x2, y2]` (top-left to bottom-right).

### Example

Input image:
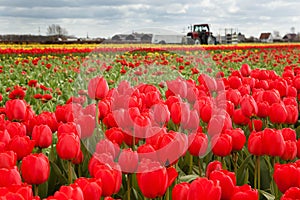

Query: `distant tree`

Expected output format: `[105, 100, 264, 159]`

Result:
[47, 24, 68, 36]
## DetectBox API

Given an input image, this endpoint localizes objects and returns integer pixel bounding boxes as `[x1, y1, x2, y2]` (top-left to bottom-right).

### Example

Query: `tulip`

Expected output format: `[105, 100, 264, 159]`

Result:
[281, 187, 300, 200]
[269, 102, 287, 124]
[224, 128, 246, 151]
[118, 148, 138, 173]
[231, 185, 258, 200]
[0, 151, 17, 169]
[273, 163, 300, 193]
[248, 131, 263, 156]
[93, 162, 122, 196]
[172, 182, 190, 200]
[240, 63, 251, 77]
[7, 135, 35, 160]
[88, 76, 109, 100]
[74, 178, 102, 200]
[206, 160, 222, 178]
[5, 121, 26, 138]
[56, 132, 81, 161]
[21, 153, 50, 185]
[105, 127, 125, 146]
[187, 177, 221, 200]
[137, 159, 168, 198]
[188, 132, 208, 157]
[209, 169, 236, 200]
[51, 184, 84, 200]
[31, 124, 52, 148]
[212, 134, 232, 157]
[5, 99, 26, 121]
[240, 94, 258, 118]
[281, 140, 297, 161]
[0, 167, 22, 187]
[74, 114, 95, 139]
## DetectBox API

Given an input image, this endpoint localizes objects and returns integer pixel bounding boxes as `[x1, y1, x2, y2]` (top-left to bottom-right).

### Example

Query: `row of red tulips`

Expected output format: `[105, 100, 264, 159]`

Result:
[1, 44, 300, 199]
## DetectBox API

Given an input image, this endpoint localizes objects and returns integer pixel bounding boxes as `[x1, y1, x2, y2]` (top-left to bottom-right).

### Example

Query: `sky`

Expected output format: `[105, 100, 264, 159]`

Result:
[0, 0, 299, 39]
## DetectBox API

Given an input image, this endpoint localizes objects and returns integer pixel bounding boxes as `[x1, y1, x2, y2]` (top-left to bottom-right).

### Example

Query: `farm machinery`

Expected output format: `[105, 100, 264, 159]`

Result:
[185, 24, 217, 45]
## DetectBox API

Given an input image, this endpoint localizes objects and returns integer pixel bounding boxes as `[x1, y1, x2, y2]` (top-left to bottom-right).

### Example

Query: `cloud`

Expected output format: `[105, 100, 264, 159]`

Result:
[0, 0, 299, 38]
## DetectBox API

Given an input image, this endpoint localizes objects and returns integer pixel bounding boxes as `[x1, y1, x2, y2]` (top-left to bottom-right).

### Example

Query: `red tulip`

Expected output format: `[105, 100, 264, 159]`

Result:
[240, 95, 258, 117]
[0, 151, 17, 169]
[228, 76, 242, 89]
[273, 163, 300, 193]
[224, 128, 246, 151]
[262, 128, 285, 157]
[105, 127, 124, 146]
[231, 185, 258, 200]
[281, 187, 300, 200]
[269, 102, 288, 124]
[226, 89, 241, 106]
[52, 184, 84, 200]
[206, 160, 222, 178]
[21, 153, 50, 185]
[281, 140, 297, 161]
[247, 131, 263, 156]
[0, 167, 22, 187]
[187, 177, 221, 200]
[93, 162, 122, 196]
[137, 143, 157, 162]
[172, 182, 190, 200]
[5, 99, 27, 121]
[151, 102, 170, 126]
[188, 132, 208, 157]
[56, 132, 81, 160]
[282, 128, 297, 141]
[170, 102, 190, 125]
[34, 111, 58, 132]
[74, 114, 95, 139]
[212, 134, 232, 157]
[7, 135, 35, 160]
[240, 63, 251, 77]
[166, 77, 187, 98]
[232, 109, 250, 126]
[167, 166, 178, 187]
[0, 130, 10, 146]
[32, 124, 52, 148]
[74, 178, 102, 200]
[256, 101, 270, 118]
[88, 76, 109, 100]
[118, 148, 138, 173]
[209, 169, 236, 200]
[137, 159, 168, 198]
[57, 122, 81, 138]
[5, 121, 26, 138]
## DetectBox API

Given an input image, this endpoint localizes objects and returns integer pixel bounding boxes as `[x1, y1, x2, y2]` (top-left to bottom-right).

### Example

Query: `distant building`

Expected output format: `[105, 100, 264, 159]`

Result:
[108, 33, 153, 43]
[259, 33, 273, 43]
[283, 33, 298, 42]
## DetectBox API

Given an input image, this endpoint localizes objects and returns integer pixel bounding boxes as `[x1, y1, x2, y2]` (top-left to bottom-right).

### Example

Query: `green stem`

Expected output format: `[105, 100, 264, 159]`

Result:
[68, 161, 73, 184]
[189, 153, 193, 174]
[165, 187, 170, 200]
[127, 174, 131, 200]
[34, 184, 39, 197]
[256, 156, 260, 189]
[232, 152, 238, 175]
[255, 156, 261, 191]
[198, 158, 202, 176]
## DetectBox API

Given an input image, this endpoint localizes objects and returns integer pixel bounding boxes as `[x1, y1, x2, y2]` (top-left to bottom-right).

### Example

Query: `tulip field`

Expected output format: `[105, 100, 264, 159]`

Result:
[1, 43, 300, 200]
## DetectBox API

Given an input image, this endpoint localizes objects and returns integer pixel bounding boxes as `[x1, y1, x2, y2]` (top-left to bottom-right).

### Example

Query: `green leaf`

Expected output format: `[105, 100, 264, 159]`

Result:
[259, 190, 275, 200]
[237, 154, 253, 185]
[179, 174, 199, 183]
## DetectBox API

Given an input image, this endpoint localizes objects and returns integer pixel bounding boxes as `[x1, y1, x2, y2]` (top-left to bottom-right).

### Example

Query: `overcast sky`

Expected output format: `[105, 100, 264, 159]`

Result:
[0, 0, 299, 38]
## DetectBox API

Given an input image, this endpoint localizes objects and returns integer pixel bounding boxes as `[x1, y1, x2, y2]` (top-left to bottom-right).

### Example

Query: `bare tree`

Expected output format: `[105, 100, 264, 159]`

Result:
[47, 24, 68, 36]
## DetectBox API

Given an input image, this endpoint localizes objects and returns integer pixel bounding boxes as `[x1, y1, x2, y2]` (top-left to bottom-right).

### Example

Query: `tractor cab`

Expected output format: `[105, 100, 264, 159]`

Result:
[187, 24, 216, 45]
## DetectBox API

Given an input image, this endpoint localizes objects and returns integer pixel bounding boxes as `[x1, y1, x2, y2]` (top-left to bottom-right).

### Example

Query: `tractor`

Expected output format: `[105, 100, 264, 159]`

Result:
[186, 24, 217, 45]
